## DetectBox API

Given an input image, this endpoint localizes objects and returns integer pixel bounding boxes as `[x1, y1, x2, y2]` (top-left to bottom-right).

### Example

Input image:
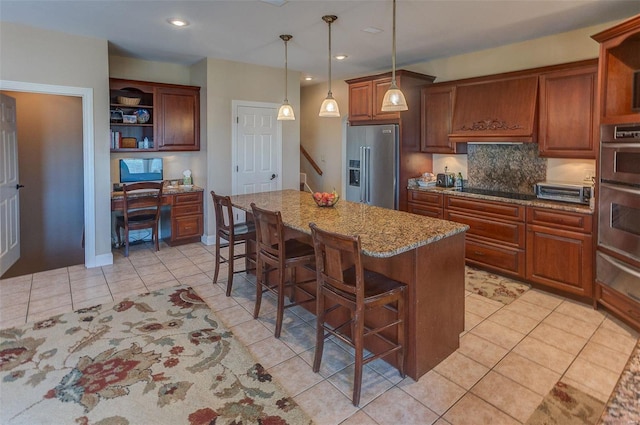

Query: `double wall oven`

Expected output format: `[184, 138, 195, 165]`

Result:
[597, 123, 640, 325]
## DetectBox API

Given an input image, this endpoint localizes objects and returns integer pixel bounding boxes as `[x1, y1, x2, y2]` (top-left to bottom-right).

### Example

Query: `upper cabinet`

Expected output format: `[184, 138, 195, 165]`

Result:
[592, 14, 640, 124]
[449, 75, 538, 143]
[420, 84, 466, 154]
[110, 78, 200, 152]
[538, 60, 598, 159]
[346, 70, 435, 125]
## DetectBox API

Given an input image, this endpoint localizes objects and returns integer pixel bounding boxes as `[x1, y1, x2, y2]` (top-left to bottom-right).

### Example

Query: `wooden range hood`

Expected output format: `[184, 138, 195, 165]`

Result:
[449, 75, 539, 143]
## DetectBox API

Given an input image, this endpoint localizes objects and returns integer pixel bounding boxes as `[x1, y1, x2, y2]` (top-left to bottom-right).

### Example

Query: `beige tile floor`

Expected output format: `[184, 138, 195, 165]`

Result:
[1, 241, 638, 425]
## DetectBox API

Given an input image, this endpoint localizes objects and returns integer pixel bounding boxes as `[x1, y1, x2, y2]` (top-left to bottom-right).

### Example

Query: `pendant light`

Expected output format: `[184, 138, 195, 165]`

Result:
[277, 34, 295, 121]
[319, 15, 340, 117]
[381, 0, 408, 112]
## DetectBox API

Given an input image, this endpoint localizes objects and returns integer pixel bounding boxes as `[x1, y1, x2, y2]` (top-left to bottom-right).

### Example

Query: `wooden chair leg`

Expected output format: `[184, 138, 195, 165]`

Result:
[275, 267, 286, 338]
[226, 239, 235, 296]
[124, 228, 130, 257]
[213, 233, 221, 284]
[153, 224, 159, 252]
[313, 293, 326, 373]
[398, 294, 406, 378]
[352, 313, 364, 406]
[253, 259, 264, 319]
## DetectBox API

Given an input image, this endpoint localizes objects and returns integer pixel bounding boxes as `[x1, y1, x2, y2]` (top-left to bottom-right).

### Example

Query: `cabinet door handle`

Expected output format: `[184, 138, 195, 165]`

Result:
[473, 251, 484, 256]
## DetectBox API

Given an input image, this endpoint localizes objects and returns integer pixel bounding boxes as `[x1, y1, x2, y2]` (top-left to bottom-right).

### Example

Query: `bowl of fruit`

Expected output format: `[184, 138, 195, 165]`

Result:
[312, 190, 339, 207]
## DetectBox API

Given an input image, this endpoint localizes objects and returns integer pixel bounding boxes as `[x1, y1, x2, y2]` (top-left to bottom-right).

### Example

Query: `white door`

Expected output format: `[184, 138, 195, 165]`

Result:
[233, 103, 282, 220]
[0, 93, 20, 276]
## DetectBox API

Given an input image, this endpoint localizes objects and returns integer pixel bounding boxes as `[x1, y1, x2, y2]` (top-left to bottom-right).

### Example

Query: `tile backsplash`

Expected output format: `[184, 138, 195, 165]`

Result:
[467, 143, 546, 194]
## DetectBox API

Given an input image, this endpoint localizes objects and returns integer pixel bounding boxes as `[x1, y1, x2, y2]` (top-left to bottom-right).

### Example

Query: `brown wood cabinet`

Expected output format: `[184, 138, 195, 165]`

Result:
[420, 85, 466, 154]
[444, 195, 526, 278]
[346, 70, 436, 211]
[538, 60, 598, 158]
[167, 191, 203, 245]
[526, 207, 593, 297]
[407, 190, 443, 219]
[110, 78, 200, 152]
[592, 14, 640, 124]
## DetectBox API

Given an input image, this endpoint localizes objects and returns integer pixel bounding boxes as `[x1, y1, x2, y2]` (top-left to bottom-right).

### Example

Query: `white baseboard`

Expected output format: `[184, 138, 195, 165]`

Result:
[201, 234, 216, 246]
[87, 252, 114, 268]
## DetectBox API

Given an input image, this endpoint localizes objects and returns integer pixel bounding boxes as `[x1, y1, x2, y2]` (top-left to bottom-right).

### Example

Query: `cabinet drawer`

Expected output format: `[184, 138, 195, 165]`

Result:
[527, 207, 592, 233]
[172, 215, 203, 240]
[446, 210, 525, 248]
[408, 190, 443, 207]
[173, 192, 203, 205]
[407, 203, 443, 219]
[466, 239, 525, 276]
[445, 196, 524, 220]
[173, 203, 203, 216]
[597, 283, 640, 330]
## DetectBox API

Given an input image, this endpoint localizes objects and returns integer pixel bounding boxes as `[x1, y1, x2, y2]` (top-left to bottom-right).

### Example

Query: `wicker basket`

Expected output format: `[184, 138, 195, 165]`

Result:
[117, 96, 141, 106]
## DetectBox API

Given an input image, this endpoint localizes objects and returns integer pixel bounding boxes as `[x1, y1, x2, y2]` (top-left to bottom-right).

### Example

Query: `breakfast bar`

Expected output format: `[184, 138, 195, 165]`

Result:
[230, 189, 469, 380]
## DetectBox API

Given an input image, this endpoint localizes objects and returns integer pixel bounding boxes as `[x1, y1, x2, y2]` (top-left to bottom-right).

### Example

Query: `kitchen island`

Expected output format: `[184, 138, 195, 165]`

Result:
[230, 189, 469, 380]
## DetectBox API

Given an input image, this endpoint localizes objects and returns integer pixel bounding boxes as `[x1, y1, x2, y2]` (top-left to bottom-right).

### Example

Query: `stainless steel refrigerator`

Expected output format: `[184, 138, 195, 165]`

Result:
[345, 124, 399, 209]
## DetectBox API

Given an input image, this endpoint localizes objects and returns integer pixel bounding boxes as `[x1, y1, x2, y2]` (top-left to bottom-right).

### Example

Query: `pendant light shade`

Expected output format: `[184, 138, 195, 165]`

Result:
[319, 15, 340, 118]
[277, 34, 295, 121]
[381, 0, 408, 112]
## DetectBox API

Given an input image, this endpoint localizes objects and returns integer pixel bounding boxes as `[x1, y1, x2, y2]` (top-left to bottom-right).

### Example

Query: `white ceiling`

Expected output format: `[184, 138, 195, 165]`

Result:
[1, 1, 639, 86]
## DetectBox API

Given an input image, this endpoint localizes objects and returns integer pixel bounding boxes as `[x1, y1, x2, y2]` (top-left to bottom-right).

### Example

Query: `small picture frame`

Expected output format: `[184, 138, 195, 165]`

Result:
[633, 70, 640, 112]
[123, 114, 137, 124]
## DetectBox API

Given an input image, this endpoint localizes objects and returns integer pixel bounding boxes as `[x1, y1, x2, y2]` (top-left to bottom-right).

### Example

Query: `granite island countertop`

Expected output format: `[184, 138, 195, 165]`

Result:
[230, 189, 469, 258]
[407, 182, 594, 214]
[599, 340, 640, 424]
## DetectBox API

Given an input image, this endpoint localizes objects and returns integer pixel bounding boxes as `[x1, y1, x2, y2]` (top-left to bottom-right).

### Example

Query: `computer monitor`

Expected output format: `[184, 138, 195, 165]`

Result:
[119, 158, 163, 183]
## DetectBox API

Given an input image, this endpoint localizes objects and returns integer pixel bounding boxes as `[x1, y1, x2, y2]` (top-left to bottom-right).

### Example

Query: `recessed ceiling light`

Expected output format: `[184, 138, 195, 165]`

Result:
[260, 0, 288, 6]
[362, 27, 383, 34]
[304, 76, 314, 81]
[334, 55, 348, 60]
[167, 18, 190, 27]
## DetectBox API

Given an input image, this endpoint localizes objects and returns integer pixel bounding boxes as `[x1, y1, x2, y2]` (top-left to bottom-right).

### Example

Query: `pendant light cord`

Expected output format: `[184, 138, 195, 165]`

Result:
[284, 37, 289, 102]
[327, 18, 333, 96]
[391, 0, 397, 85]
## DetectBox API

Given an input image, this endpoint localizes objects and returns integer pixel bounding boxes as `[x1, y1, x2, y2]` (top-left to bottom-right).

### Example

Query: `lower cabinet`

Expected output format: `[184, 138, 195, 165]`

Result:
[444, 195, 526, 278]
[526, 207, 593, 297]
[407, 190, 443, 219]
[167, 191, 203, 245]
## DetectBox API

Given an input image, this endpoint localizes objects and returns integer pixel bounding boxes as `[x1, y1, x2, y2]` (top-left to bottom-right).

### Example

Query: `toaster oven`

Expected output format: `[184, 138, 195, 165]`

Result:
[534, 181, 593, 205]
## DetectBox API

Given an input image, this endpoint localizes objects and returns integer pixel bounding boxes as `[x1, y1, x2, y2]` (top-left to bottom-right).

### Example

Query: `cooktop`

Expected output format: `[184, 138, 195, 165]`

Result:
[455, 187, 537, 201]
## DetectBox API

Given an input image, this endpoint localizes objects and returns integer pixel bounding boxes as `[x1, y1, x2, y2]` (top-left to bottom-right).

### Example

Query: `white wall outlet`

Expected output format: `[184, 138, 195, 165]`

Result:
[583, 168, 595, 182]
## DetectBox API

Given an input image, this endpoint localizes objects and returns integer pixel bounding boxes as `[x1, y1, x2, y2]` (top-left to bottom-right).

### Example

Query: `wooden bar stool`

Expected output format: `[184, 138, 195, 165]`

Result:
[250, 203, 316, 338]
[211, 191, 257, 296]
[309, 222, 407, 407]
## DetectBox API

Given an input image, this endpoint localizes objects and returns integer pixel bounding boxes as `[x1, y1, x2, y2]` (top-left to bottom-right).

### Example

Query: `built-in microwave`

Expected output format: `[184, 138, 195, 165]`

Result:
[600, 123, 640, 186]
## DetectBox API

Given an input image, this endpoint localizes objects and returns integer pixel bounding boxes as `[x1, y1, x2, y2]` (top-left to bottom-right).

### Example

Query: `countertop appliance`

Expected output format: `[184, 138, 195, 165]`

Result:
[346, 124, 398, 209]
[436, 173, 455, 188]
[534, 181, 593, 205]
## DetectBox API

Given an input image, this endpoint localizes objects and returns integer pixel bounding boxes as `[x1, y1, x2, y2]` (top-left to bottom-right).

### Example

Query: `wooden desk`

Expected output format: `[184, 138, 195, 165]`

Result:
[230, 189, 468, 380]
[111, 186, 204, 246]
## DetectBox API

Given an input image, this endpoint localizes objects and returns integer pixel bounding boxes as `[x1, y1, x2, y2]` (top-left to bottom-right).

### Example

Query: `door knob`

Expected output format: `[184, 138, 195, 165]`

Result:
[270, 174, 277, 180]
[16, 184, 24, 190]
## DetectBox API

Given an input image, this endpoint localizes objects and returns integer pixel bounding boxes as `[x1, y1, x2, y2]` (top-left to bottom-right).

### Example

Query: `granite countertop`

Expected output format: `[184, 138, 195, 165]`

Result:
[599, 340, 640, 424]
[230, 189, 469, 258]
[407, 182, 594, 214]
[111, 184, 204, 199]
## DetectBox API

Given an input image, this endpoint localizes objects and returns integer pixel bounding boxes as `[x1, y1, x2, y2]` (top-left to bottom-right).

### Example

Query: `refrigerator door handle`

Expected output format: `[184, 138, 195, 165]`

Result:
[365, 147, 371, 204]
[359, 146, 365, 202]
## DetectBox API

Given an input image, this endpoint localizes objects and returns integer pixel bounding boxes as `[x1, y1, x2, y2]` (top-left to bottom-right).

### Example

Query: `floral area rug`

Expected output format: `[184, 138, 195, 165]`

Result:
[599, 341, 640, 424]
[0, 286, 312, 425]
[525, 381, 605, 425]
[465, 266, 531, 304]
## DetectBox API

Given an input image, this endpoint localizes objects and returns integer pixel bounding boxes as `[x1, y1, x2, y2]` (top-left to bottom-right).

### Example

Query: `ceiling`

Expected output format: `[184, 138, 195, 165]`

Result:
[2, 1, 639, 86]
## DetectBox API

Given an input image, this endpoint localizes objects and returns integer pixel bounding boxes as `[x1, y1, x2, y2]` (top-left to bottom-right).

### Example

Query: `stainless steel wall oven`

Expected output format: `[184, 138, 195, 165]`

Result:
[597, 123, 640, 323]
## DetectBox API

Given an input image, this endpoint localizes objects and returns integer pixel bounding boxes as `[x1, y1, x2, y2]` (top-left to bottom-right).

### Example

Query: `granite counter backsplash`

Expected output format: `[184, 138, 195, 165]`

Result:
[467, 143, 546, 194]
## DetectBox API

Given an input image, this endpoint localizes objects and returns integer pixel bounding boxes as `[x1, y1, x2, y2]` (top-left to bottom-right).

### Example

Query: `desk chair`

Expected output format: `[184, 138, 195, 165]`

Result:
[251, 203, 316, 338]
[211, 191, 256, 296]
[115, 182, 163, 257]
[309, 222, 407, 406]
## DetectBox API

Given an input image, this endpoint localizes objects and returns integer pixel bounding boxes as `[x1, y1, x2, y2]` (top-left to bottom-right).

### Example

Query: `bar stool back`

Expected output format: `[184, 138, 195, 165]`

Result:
[211, 191, 256, 296]
[309, 222, 407, 406]
[251, 203, 316, 338]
